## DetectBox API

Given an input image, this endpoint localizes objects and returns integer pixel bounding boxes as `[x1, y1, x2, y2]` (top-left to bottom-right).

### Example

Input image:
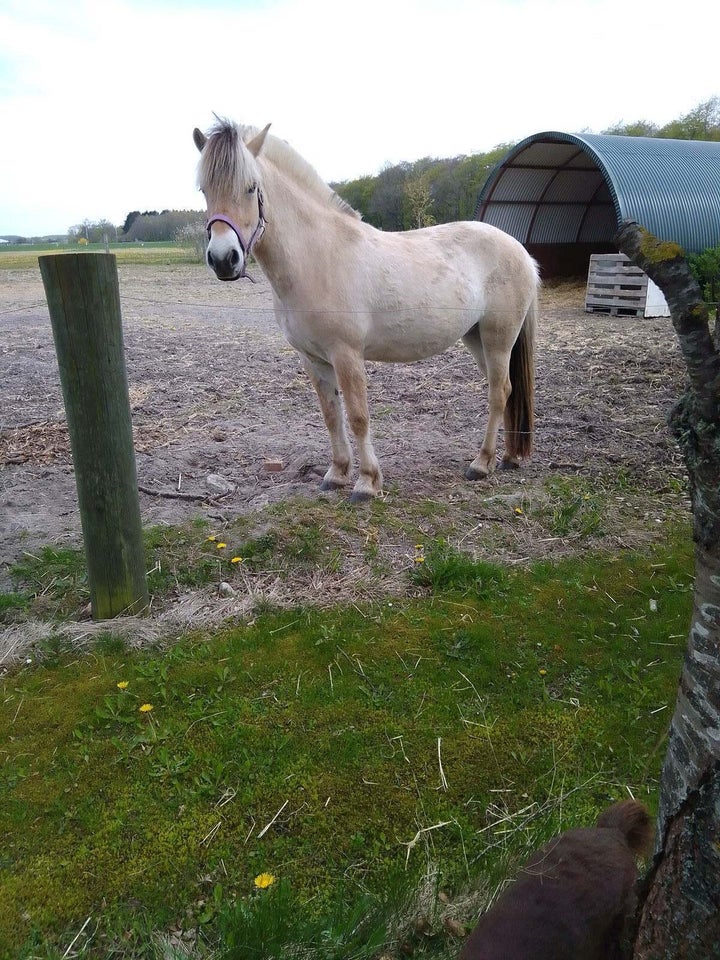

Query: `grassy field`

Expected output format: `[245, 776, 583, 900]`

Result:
[0, 241, 199, 270]
[1, 247, 694, 956]
[0, 503, 693, 959]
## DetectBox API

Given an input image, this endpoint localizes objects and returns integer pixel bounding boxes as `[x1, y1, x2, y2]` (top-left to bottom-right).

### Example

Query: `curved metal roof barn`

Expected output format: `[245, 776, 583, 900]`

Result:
[475, 132, 720, 276]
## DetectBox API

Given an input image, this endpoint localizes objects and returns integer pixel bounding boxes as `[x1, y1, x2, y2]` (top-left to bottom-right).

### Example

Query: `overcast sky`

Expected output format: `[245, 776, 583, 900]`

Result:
[1, 0, 717, 236]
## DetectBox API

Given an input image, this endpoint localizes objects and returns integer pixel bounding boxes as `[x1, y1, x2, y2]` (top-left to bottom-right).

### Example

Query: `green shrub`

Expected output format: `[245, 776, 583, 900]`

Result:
[688, 244, 720, 313]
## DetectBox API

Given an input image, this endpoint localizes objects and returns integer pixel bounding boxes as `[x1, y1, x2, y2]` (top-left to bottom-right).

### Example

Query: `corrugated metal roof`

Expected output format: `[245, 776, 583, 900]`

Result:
[475, 132, 720, 253]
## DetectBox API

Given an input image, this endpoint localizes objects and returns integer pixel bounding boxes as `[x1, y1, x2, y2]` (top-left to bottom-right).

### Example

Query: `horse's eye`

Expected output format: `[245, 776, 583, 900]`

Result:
[248, 184, 257, 194]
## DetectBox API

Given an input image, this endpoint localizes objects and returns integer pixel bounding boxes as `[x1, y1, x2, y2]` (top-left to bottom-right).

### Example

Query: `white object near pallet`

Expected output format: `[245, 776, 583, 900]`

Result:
[644, 277, 671, 318]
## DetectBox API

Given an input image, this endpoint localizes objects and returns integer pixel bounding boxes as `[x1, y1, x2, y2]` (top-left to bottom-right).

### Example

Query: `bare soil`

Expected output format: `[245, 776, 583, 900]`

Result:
[0, 263, 689, 611]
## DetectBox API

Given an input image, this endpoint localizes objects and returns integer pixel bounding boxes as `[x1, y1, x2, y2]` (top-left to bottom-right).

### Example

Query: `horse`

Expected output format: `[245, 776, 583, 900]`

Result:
[193, 118, 539, 502]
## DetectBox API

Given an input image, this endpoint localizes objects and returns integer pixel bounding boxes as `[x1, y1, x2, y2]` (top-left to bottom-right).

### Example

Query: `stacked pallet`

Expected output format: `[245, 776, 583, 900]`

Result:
[585, 253, 648, 317]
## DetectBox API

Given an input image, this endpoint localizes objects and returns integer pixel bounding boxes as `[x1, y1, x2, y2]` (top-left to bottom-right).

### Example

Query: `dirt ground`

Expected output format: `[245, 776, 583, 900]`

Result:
[0, 262, 688, 607]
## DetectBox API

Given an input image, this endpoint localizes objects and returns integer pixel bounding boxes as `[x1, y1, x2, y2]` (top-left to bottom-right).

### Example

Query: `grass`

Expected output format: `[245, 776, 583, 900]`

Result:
[410, 542, 508, 595]
[0, 241, 200, 270]
[541, 476, 605, 537]
[0, 592, 29, 616]
[5, 514, 346, 620]
[0, 526, 694, 958]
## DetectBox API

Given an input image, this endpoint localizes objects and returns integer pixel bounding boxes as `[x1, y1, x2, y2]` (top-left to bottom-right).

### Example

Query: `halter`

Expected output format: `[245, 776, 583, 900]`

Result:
[206, 188, 267, 282]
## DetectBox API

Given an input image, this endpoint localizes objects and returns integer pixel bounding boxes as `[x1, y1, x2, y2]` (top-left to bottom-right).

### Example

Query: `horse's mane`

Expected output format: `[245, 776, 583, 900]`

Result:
[197, 118, 361, 220]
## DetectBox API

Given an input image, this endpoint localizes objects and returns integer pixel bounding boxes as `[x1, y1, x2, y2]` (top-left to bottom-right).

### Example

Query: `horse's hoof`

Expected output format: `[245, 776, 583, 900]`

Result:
[465, 465, 489, 481]
[350, 490, 375, 504]
[320, 478, 346, 491]
[500, 458, 520, 471]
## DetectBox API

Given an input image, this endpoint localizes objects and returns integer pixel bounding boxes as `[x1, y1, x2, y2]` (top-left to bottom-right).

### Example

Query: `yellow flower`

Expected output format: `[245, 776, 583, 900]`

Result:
[539, 669, 547, 676]
[206, 535, 217, 542]
[139, 703, 154, 713]
[414, 556, 425, 564]
[216, 542, 227, 550]
[254, 872, 276, 889]
[514, 507, 524, 515]
[116, 681, 129, 690]
[231, 556, 244, 564]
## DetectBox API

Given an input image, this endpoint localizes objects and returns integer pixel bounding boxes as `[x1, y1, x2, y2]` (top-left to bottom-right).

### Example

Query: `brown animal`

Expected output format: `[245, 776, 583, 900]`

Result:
[461, 800, 653, 960]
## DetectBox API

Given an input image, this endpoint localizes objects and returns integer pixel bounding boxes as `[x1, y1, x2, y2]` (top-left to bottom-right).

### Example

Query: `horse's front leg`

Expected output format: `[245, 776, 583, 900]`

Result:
[332, 349, 383, 502]
[301, 354, 353, 490]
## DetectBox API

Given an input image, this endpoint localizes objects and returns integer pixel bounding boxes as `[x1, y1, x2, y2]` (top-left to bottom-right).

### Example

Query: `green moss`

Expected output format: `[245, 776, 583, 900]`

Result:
[638, 227, 684, 264]
[0, 533, 694, 956]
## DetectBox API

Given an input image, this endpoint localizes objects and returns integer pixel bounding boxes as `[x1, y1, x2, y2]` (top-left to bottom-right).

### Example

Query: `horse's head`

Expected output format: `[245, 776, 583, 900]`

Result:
[194, 120, 271, 281]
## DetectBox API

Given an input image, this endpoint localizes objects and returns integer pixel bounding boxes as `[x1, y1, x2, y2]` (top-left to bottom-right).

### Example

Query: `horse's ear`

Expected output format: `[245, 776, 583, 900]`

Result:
[246, 123, 271, 157]
[193, 128, 207, 152]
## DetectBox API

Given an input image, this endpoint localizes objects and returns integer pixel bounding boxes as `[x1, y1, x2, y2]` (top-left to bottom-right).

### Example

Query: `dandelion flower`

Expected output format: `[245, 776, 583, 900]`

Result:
[254, 872, 276, 889]
[539, 669, 547, 677]
[139, 703, 154, 713]
[216, 542, 227, 550]
[514, 507, 524, 515]
[231, 556, 244, 564]
[206, 535, 217, 542]
[116, 681, 129, 690]
[414, 556, 425, 564]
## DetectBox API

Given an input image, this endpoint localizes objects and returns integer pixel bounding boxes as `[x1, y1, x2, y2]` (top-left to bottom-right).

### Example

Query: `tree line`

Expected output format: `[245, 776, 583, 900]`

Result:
[331, 96, 720, 231]
[62, 96, 718, 245]
[67, 210, 204, 244]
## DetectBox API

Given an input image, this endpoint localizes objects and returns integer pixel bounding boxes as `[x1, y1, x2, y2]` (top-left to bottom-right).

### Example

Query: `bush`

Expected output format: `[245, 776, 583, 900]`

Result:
[175, 221, 207, 262]
[688, 244, 720, 315]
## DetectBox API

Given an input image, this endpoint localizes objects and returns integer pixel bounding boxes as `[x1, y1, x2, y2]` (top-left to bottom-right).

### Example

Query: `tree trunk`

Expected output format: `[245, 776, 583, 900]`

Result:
[615, 222, 720, 959]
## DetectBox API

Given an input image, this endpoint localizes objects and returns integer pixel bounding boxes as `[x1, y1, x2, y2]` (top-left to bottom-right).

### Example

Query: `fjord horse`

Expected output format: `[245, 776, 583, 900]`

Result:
[194, 119, 539, 501]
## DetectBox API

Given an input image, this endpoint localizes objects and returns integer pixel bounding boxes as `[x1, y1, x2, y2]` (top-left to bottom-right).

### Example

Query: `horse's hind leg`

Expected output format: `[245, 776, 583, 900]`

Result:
[302, 354, 353, 490]
[331, 349, 383, 502]
[462, 327, 511, 480]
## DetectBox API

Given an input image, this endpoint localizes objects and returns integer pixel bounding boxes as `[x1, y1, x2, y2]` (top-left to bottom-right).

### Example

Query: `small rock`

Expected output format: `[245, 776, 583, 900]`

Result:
[211, 427, 227, 442]
[264, 459, 284, 473]
[206, 473, 236, 496]
[218, 582, 236, 598]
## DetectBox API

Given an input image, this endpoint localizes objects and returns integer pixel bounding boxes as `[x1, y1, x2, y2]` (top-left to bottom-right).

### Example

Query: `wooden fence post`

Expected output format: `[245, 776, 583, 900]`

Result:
[39, 253, 149, 619]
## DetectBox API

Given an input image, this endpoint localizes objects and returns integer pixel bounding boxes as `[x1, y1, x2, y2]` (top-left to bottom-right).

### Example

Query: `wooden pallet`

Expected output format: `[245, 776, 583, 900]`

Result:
[585, 253, 648, 317]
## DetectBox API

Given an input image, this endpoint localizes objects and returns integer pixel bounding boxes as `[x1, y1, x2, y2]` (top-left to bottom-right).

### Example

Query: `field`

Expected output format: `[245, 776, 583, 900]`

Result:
[0, 247, 694, 957]
[0, 249, 688, 609]
[0, 240, 199, 271]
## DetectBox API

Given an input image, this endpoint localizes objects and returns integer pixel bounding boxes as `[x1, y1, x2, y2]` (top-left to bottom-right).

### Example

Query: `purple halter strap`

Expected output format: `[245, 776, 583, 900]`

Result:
[206, 189, 267, 281]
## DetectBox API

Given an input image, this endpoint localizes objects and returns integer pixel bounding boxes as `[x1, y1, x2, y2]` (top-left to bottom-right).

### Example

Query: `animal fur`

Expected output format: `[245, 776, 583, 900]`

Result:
[194, 118, 540, 501]
[460, 800, 653, 960]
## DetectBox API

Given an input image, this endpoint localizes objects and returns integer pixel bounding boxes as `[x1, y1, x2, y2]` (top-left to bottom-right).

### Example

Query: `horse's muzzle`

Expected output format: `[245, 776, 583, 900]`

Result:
[207, 248, 243, 281]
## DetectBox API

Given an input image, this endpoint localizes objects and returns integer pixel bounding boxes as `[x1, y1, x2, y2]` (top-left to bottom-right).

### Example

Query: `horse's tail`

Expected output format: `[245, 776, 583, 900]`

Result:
[506, 291, 537, 462]
[596, 799, 654, 857]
